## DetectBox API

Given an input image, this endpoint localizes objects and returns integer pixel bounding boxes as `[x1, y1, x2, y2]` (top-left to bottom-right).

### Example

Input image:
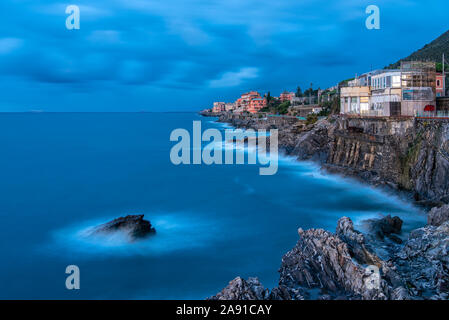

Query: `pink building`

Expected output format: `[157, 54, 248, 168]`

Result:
[436, 73, 444, 97]
[212, 102, 226, 113]
[279, 91, 295, 102]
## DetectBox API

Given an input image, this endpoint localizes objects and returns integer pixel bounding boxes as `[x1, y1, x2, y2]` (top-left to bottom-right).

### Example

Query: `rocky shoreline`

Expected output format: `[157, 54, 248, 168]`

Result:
[206, 112, 449, 300]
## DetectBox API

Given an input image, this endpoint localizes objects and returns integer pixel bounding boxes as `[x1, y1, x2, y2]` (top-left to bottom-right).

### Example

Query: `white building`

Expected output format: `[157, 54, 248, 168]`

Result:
[340, 63, 436, 117]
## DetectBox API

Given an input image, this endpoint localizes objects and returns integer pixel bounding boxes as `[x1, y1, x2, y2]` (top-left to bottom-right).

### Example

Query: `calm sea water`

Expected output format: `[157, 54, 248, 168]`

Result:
[0, 112, 425, 299]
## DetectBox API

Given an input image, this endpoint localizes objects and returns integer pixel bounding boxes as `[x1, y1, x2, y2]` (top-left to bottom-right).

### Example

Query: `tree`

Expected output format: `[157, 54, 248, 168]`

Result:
[295, 86, 303, 97]
[277, 101, 290, 115]
[266, 91, 272, 103]
[436, 62, 449, 73]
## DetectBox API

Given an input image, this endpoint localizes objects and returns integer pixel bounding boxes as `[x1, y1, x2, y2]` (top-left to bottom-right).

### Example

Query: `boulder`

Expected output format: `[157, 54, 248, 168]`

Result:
[428, 204, 449, 226]
[92, 215, 156, 240]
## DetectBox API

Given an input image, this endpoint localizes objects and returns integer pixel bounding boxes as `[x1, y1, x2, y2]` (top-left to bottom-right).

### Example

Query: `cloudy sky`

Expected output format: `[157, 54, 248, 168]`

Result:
[0, 0, 448, 111]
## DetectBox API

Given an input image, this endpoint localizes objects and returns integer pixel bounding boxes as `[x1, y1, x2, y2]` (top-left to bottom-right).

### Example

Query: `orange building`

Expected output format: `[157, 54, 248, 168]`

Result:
[235, 91, 262, 112]
[247, 98, 267, 113]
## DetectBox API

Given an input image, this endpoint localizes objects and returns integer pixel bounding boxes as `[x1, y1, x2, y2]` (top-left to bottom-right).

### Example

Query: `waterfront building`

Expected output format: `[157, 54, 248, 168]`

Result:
[247, 98, 267, 113]
[340, 86, 371, 115]
[370, 70, 402, 116]
[400, 61, 436, 116]
[340, 62, 437, 117]
[279, 91, 295, 102]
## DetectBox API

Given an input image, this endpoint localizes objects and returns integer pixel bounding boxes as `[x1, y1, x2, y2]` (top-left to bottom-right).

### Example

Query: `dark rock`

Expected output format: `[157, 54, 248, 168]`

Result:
[92, 215, 156, 240]
[389, 235, 403, 244]
[364, 215, 403, 240]
[428, 204, 449, 226]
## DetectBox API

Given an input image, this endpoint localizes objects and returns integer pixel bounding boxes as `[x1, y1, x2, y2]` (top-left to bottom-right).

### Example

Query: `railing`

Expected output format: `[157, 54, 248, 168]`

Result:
[416, 111, 449, 119]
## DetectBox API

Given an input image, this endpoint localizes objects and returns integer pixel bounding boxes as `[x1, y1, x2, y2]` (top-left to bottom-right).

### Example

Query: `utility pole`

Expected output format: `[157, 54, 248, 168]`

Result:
[309, 82, 312, 105]
[443, 53, 446, 97]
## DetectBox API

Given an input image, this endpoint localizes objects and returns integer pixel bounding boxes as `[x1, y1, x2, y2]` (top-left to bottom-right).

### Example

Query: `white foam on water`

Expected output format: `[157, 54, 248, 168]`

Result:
[45, 212, 224, 259]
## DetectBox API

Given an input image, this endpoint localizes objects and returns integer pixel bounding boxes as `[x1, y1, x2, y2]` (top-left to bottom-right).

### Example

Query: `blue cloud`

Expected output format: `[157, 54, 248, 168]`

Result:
[0, 0, 448, 111]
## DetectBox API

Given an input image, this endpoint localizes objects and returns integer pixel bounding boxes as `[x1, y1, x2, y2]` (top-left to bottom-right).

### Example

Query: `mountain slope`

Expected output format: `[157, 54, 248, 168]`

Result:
[387, 30, 449, 69]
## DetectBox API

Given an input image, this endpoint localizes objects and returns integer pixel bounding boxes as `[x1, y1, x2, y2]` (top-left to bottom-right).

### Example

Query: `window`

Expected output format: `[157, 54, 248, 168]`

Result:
[392, 75, 401, 88]
[437, 79, 441, 87]
[360, 97, 369, 103]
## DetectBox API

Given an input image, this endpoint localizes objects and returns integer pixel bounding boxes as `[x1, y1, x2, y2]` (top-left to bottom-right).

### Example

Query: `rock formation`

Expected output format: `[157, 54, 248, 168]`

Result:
[363, 215, 403, 243]
[91, 214, 156, 240]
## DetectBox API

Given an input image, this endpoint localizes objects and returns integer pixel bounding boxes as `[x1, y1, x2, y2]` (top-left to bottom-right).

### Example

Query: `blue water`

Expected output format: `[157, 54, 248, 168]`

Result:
[0, 112, 425, 299]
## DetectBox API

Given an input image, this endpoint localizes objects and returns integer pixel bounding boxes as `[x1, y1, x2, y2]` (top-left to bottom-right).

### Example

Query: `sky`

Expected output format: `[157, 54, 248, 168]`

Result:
[0, 0, 449, 112]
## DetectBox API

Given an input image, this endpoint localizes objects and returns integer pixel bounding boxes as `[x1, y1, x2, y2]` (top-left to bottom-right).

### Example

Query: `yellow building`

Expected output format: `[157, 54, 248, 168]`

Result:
[340, 86, 371, 115]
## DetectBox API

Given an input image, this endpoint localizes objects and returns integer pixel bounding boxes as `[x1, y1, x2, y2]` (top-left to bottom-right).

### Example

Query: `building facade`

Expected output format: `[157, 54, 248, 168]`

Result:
[212, 102, 226, 113]
[400, 61, 436, 116]
[279, 91, 295, 102]
[340, 62, 437, 117]
[340, 86, 371, 115]
[436, 73, 444, 97]
[247, 98, 267, 113]
[370, 70, 402, 116]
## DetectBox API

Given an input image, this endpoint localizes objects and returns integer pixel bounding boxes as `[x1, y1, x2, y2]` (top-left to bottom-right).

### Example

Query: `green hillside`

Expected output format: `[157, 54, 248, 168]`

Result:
[386, 30, 449, 69]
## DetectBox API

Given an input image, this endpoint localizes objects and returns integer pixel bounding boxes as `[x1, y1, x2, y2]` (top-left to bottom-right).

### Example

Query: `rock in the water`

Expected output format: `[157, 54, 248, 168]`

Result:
[208, 277, 270, 300]
[364, 215, 403, 240]
[92, 215, 156, 240]
[428, 204, 449, 226]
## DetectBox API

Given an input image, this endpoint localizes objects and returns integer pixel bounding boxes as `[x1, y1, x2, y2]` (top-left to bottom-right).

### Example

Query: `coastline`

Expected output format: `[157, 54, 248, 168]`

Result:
[203, 112, 449, 300]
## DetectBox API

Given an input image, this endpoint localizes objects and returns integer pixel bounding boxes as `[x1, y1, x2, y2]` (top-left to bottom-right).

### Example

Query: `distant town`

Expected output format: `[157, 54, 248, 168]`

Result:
[204, 59, 449, 120]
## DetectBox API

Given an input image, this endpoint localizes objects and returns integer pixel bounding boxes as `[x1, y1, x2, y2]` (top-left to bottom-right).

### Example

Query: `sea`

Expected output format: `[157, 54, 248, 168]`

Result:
[0, 112, 426, 299]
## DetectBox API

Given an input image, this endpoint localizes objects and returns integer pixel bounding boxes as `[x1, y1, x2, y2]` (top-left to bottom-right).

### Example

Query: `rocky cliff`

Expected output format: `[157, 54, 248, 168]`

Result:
[211, 112, 449, 300]
[218, 113, 449, 205]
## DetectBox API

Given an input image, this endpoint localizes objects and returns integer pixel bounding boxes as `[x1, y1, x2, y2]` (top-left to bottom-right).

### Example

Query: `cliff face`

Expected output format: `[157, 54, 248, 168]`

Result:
[218, 113, 449, 204]
[325, 117, 449, 204]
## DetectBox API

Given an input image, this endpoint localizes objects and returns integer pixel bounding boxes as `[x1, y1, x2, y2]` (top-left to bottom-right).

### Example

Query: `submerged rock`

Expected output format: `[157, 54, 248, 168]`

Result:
[92, 215, 156, 240]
